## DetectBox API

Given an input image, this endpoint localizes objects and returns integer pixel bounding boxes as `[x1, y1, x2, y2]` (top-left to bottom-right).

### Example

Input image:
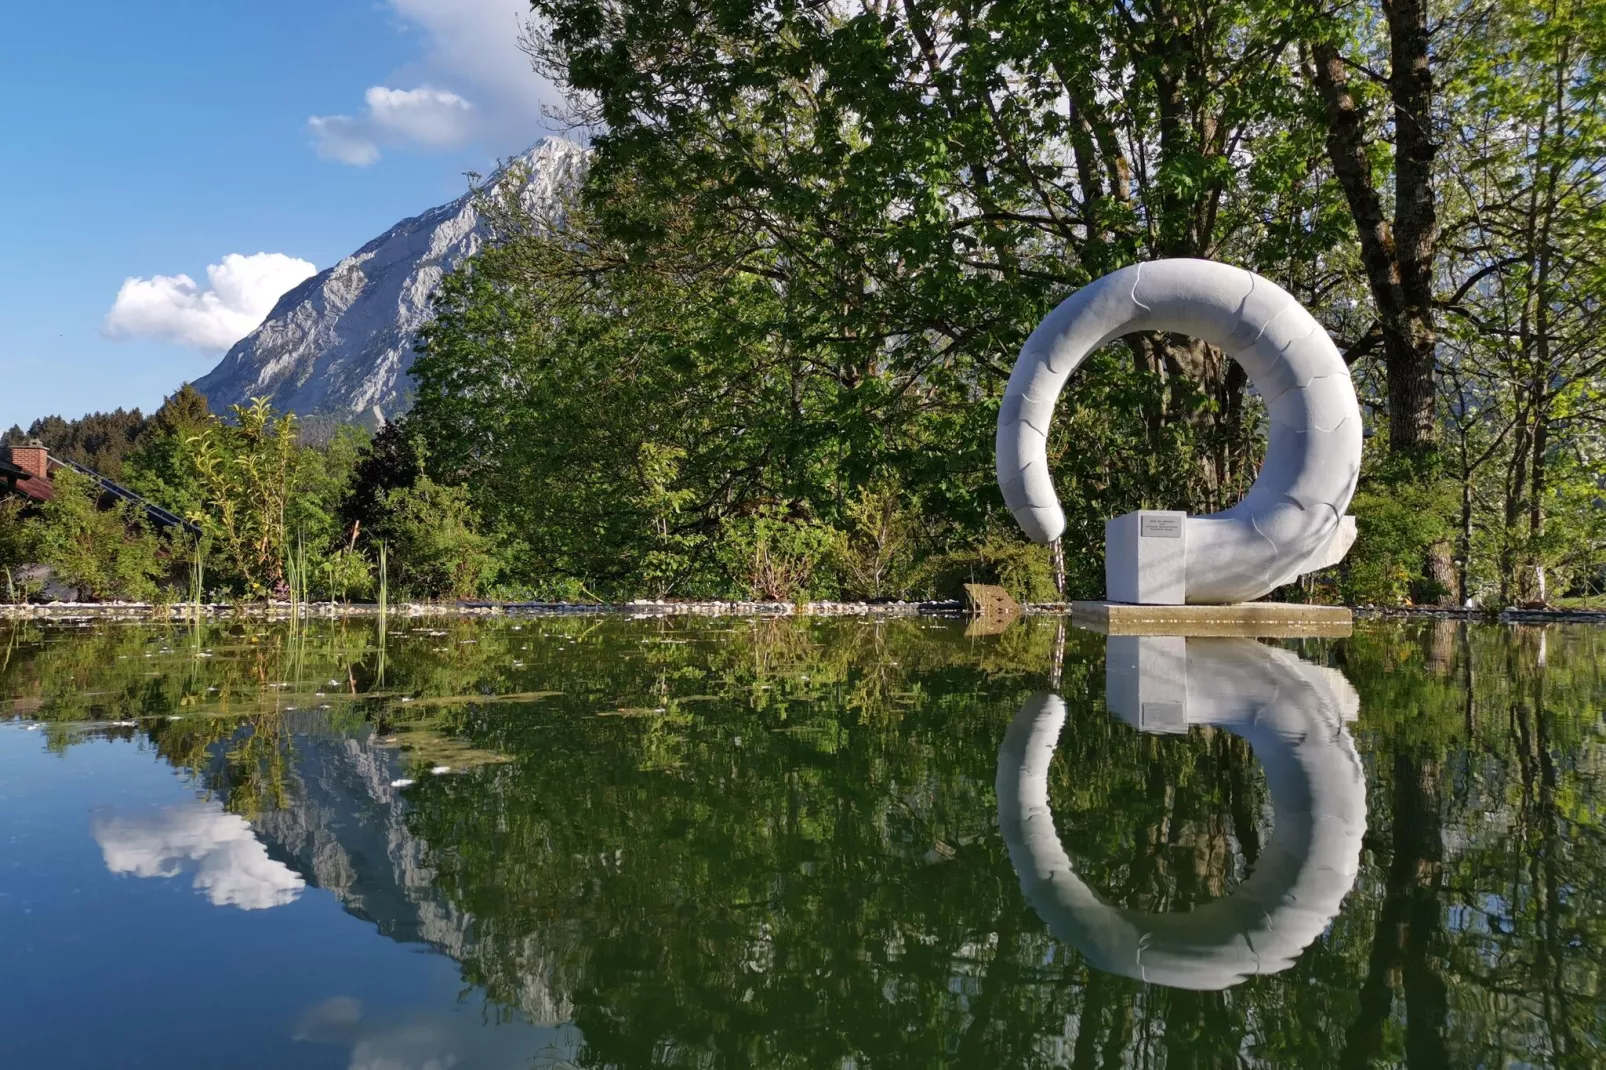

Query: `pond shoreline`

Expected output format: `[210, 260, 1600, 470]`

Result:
[2, 599, 1603, 625]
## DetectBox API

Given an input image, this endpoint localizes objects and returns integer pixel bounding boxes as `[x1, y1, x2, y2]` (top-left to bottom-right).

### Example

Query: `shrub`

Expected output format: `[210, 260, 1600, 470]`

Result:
[33, 468, 164, 601]
[838, 476, 918, 600]
[0, 499, 39, 602]
[719, 511, 844, 602]
[1344, 477, 1455, 606]
[915, 530, 1060, 604]
[373, 477, 499, 599]
[317, 545, 375, 603]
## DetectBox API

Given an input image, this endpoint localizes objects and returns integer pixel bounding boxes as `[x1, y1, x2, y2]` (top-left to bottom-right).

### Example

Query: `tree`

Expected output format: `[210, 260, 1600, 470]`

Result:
[1434, 0, 1606, 603]
[3, 407, 149, 478]
[122, 384, 213, 521]
[539, 0, 1365, 492]
[338, 422, 425, 548]
[1308, 0, 1442, 460]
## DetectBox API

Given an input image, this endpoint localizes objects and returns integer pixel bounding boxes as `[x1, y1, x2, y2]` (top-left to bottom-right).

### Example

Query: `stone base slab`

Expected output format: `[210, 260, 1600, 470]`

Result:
[1070, 600, 1352, 637]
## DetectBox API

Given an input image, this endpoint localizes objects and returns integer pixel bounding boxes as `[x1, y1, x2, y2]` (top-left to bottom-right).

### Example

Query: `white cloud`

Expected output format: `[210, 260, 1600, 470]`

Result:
[308, 0, 564, 166]
[368, 86, 476, 145]
[307, 115, 381, 167]
[92, 800, 306, 910]
[310, 86, 474, 165]
[102, 252, 317, 352]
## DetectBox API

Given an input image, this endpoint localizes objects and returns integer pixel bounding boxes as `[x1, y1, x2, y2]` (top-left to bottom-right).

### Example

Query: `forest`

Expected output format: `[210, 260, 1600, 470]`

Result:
[3, 0, 1604, 607]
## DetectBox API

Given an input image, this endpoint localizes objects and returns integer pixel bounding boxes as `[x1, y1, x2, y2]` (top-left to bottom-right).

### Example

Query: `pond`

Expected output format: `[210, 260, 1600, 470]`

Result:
[0, 615, 1602, 1069]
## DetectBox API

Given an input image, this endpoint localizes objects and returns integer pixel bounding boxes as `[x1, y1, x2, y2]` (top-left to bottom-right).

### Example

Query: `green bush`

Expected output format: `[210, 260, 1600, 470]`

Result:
[316, 545, 375, 603]
[373, 477, 499, 599]
[718, 511, 844, 602]
[33, 468, 164, 601]
[914, 529, 1060, 604]
[838, 476, 919, 600]
[0, 499, 39, 602]
[1344, 476, 1456, 606]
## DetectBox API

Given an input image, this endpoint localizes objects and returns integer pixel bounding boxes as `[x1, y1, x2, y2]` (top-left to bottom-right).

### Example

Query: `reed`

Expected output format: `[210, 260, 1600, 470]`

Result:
[378, 540, 388, 619]
[377, 540, 388, 685]
[189, 535, 206, 622]
[284, 528, 309, 628]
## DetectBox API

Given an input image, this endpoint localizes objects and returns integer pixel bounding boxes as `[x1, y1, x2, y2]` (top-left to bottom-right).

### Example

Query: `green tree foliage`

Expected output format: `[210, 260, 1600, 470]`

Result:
[182, 399, 302, 598]
[337, 422, 425, 546]
[408, 0, 1369, 600]
[529, 0, 1364, 501]
[121, 383, 214, 520]
[370, 476, 498, 599]
[0, 499, 37, 602]
[2, 406, 151, 478]
[402, 0, 1606, 606]
[1433, 0, 1606, 605]
[32, 468, 164, 600]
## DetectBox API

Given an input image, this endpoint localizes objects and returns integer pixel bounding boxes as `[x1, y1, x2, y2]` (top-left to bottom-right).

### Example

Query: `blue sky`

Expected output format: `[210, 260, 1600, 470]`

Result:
[0, 0, 560, 431]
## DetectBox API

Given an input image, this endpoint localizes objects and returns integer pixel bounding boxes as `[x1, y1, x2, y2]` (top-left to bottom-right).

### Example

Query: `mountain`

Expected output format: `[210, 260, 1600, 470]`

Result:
[236, 711, 572, 1026]
[194, 137, 587, 424]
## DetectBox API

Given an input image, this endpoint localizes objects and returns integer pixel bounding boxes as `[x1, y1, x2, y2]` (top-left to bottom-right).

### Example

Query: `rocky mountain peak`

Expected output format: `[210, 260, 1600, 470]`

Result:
[194, 137, 587, 424]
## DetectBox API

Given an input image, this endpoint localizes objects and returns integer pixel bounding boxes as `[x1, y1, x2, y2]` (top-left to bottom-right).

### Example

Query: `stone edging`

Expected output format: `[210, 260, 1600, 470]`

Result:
[2, 600, 1601, 624]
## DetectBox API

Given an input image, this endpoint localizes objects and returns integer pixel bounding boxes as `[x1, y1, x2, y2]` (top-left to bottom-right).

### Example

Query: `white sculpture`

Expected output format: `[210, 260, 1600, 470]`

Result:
[996, 636, 1367, 990]
[997, 259, 1361, 603]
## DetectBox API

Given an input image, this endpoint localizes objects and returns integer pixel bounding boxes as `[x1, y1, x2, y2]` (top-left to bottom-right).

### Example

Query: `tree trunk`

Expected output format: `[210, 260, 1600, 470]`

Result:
[1387, 0, 1440, 457]
[1458, 473, 1473, 605]
[1310, 1, 1440, 459]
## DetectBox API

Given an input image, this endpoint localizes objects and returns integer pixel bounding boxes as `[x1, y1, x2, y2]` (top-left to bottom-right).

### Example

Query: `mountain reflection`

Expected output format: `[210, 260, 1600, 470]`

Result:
[997, 636, 1367, 990]
[12, 616, 1602, 1067]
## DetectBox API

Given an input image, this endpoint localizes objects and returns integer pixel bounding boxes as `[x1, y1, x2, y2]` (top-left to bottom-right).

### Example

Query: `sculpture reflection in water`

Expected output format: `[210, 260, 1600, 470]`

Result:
[997, 635, 1367, 990]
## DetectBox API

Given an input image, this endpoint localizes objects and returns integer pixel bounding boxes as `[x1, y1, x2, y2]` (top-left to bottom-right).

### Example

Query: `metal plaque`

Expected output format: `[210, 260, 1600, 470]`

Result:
[1139, 514, 1183, 538]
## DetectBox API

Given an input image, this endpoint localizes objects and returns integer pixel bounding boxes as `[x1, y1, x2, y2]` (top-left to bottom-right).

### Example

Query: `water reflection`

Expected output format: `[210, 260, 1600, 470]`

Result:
[294, 996, 576, 1070]
[91, 799, 305, 910]
[998, 636, 1367, 989]
[7, 617, 1603, 1067]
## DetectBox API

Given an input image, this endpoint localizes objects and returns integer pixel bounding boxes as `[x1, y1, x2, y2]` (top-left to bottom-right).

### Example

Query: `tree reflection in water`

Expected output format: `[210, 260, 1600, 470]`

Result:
[3, 616, 1605, 1067]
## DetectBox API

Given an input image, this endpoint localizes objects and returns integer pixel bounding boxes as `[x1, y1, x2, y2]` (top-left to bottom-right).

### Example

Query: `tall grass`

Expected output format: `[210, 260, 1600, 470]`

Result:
[378, 540, 388, 618]
[189, 534, 206, 622]
[376, 540, 388, 685]
[284, 528, 309, 628]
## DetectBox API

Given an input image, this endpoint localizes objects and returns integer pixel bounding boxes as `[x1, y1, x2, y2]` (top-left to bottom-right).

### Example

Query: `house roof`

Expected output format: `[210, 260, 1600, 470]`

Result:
[0, 457, 52, 504]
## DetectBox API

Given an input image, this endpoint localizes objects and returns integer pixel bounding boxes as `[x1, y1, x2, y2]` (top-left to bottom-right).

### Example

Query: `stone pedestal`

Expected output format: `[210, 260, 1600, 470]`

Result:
[1104, 509, 1186, 604]
[1071, 600, 1352, 637]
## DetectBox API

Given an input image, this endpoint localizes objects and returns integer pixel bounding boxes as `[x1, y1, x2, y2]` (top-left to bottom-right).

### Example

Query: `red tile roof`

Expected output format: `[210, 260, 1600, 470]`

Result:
[12, 473, 53, 502]
[0, 457, 53, 503]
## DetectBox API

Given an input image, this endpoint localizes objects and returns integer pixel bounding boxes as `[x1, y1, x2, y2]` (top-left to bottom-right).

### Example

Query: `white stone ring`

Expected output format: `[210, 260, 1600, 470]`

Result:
[995, 638, 1367, 990]
[997, 259, 1362, 603]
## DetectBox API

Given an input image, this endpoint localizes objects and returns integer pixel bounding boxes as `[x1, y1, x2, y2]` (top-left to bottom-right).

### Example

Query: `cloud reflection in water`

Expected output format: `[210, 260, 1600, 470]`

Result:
[92, 799, 305, 910]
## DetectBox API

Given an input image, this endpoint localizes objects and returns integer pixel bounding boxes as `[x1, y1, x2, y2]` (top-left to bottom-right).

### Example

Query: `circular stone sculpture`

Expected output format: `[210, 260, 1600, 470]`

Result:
[996, 259, 1362, 603]
[996, 638, 1367, 990]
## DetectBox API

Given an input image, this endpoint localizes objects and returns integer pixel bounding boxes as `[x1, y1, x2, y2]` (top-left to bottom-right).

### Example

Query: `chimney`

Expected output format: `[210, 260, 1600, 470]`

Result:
[5, 439, 49, 479]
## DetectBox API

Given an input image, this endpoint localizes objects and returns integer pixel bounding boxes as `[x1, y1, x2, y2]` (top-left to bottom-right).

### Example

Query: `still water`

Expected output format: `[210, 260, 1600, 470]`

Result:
[0, 615, 1602, 1069]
